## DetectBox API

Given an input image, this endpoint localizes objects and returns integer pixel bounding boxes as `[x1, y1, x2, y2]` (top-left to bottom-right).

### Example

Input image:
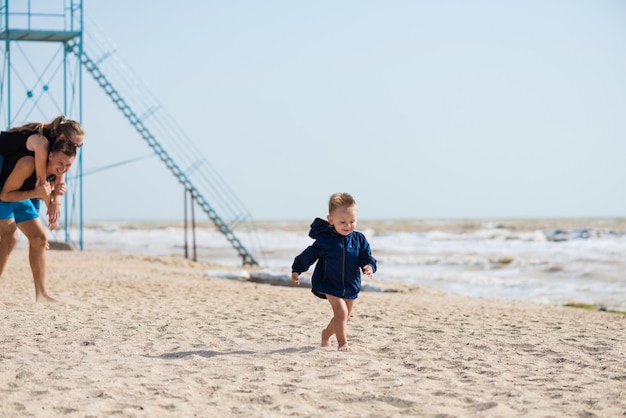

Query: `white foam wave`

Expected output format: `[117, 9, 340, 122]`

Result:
[42, 221, 626, 311]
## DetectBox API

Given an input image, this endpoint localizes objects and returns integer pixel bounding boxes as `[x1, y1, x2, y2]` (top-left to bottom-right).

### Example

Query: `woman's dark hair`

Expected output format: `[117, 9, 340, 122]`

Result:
[50, 138, 78, 158]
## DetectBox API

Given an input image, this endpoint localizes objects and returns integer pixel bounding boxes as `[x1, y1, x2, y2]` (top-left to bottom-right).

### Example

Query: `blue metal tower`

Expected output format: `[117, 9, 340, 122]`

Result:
[0, 0, 84, 248]
[0, 1, 260, 265]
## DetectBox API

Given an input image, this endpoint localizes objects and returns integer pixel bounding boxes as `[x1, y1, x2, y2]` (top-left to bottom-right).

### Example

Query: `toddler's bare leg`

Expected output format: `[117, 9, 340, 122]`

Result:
[326, 295, 354, 351]
[321, 319, 334, 347]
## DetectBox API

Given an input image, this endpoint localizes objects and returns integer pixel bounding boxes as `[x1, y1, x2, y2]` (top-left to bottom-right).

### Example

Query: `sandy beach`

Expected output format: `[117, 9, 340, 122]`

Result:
[1, 248, 625, 417]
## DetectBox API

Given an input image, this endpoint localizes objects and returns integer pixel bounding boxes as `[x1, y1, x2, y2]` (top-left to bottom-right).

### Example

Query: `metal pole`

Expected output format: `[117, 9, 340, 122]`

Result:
[78, 1, 84, 250]
[191, 190, 197, 262]
[5, 0, 11, 126]
[184, 187, 188, 259]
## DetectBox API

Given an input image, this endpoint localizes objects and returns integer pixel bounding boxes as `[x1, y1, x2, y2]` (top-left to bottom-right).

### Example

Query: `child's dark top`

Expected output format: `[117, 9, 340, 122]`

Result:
[292, 217, 377, 300]
[0, 128, 57, 157]
[0, 129, 55, 191]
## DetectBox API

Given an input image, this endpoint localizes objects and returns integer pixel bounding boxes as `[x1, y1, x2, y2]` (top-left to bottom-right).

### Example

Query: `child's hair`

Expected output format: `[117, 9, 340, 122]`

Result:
[7, 115, 84, 141]
[50, 138, 78, 158]
[328, 192, 357, 214]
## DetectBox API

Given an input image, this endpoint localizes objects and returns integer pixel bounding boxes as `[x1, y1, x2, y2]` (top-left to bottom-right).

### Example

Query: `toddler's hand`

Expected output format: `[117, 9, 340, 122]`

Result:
[362, 265, 374, 279]
[291, 272, 300, 286]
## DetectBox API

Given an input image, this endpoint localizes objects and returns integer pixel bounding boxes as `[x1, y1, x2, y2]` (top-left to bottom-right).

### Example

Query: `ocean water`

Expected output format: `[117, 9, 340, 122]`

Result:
[47, 219, 626, 311]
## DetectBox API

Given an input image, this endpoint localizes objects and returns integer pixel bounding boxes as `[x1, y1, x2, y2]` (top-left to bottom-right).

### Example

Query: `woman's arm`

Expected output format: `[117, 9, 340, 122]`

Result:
[49, 172, 67, 206]
[0, 156, 51, 202]
[46, 178, 65, 229]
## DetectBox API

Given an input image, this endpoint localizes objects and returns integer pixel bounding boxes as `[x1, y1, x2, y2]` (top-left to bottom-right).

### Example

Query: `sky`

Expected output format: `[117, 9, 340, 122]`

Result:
[70, 1, 626, 221]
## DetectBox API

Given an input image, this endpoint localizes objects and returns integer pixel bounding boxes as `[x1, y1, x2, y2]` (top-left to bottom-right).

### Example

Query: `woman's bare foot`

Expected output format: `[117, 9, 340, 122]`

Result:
[321, 329, 332, 347]
[338, 344, 352, 352]
[36, 293, 58, 303]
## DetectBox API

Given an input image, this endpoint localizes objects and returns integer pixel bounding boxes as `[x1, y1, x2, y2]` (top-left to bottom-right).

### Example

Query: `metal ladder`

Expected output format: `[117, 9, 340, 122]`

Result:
[66, 40, 258, 266]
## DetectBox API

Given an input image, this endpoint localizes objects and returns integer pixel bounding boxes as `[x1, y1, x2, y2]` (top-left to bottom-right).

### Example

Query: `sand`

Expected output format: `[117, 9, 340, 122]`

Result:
[1, 248, 625, 417]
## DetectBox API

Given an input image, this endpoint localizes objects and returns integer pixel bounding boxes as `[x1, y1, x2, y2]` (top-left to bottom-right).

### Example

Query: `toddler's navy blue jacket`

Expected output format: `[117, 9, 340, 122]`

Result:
[291, 218, 377, 300]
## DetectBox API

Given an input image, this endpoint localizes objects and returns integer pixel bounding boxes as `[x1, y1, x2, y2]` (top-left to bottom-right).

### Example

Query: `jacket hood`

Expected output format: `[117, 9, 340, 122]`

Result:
[308, 217, 332, 239]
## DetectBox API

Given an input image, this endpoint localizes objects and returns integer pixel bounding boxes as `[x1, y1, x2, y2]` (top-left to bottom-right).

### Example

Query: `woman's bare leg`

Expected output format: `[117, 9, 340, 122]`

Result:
[17, 219, 56, 302]
[0, 218, 18, 277]
[0, 219, 19, 306]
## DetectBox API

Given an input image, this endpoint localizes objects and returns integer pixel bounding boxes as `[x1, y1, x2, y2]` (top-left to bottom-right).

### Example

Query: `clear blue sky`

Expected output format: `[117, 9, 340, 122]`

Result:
[81, 1, 626, 221]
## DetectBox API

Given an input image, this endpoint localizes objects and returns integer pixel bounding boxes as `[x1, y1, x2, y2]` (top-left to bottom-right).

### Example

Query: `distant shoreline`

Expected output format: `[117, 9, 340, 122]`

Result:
[81, 217, 626, 233]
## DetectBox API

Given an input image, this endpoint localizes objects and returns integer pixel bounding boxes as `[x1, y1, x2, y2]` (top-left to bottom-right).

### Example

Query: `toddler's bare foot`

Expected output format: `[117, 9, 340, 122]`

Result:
[321, 329, 331, 347]
[338, 344, 352, 352]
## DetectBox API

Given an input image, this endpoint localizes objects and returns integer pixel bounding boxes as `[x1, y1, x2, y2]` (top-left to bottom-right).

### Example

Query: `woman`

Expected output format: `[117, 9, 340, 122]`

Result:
[0, 115, 85, 227]
[0, 139, 78, 302]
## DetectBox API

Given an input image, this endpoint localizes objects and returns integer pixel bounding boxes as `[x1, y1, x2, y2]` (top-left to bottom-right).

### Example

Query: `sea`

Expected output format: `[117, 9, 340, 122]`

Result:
[44, 218, 626, 312]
